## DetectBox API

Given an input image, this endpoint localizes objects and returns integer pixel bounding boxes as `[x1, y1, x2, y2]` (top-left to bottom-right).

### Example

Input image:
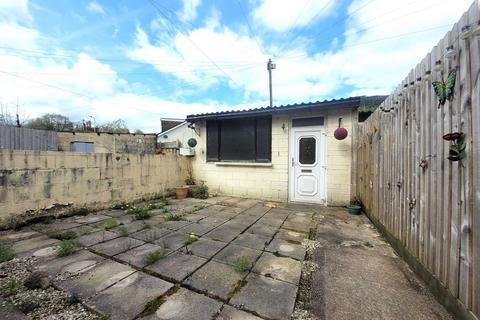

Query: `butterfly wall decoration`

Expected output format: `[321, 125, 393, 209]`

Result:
[432, 69, 456, 108]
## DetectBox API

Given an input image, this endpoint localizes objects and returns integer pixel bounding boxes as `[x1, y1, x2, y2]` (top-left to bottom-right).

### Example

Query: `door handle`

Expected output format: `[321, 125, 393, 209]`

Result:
[291, 157, 294, 167]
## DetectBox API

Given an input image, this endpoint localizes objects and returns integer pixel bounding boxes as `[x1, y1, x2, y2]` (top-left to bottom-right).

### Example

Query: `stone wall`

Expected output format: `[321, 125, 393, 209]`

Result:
[57, 132, 157, 154]
[190, 107, 355, 205]
[0, 149, 189, 227]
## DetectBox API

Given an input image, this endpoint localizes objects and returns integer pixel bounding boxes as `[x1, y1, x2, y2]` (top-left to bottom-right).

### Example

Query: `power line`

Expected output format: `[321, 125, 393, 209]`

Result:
[235, 0, 262, 50]
[148, 0, 243, 88]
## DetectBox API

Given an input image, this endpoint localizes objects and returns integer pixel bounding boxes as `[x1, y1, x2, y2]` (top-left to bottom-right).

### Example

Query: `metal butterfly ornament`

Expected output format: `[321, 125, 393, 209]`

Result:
[432, 69, 456, 108]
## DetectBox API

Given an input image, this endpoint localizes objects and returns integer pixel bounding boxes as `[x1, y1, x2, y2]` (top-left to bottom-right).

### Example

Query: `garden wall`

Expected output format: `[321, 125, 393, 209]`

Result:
[0, 149, 189, 228]
[353, 2, 479, 319]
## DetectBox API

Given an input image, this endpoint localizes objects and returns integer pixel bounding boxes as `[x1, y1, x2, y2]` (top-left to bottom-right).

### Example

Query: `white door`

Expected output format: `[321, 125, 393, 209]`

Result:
[289, 125, 326, 204]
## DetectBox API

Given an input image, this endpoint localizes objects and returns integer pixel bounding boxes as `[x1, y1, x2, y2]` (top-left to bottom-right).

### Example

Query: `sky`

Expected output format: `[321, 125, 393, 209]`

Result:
[0, 0, 474, 132]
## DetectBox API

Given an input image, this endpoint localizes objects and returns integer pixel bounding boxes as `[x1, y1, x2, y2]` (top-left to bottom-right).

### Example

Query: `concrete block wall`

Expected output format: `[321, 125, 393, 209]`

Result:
[190, 107, 355, 205]
[0, 149, 189, 225]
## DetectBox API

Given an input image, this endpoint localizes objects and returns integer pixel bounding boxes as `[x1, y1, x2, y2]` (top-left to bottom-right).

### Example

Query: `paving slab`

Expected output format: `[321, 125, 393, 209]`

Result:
[203, 225, 243, 242]
[88, 271, 174, 320]
[230, 273, 297, 320]
[275, 229, 308, 242]
[112, 220, 149, 234]
[140, 288, 222, 320]
[154, 232, 189, 251]
[77, 230, 119, 247]
[33, 249, 104, 276]
[281, 220, 311, 233]
[146, 252, 206, 282]
[180, 238, 227, 259]
[57, 260, 135, 299]
[115, 243, 170, 268]
[228, 215, 259, 225]
[266, 238, 306, 261]
[115, 214, 135, 225]
[213, 244, 263, 270]
[102, 209, 126, 217]
[245, 224, 278, 238]
[265, 208, 292, 219]
[68, 225, 99, 237]
[184, 213, 208, 222]
[11, 235, 59, 257]
[178, 222, 215, 236]
[91, 237, 145, 256]
[217, 305, 263, 320]
[286, 215, 312, 225]
[184, 260, 246, 300]
[231, 233, 270, 250]
[241, 204, 270, 215]
[0, 230, 41, 242]
[31, 220, 82, 232]
[75, 214, 111, 224]
[161, 220, 192, 231]
[198, 216, 229, 227]
[288, 211, 314, 220]
[252, 252, 302, 285]
[256, 217, 284, 228]
[130, 227, 172, 242]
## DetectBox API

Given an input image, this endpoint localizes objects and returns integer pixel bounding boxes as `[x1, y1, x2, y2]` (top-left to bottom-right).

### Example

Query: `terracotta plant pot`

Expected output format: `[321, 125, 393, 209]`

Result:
[187, 185, 199, 195]
[175, 186, 189, 199]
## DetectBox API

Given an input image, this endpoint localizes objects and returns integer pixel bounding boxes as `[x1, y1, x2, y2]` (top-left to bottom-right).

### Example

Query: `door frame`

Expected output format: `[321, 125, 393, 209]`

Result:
[288, 116, 327, 204]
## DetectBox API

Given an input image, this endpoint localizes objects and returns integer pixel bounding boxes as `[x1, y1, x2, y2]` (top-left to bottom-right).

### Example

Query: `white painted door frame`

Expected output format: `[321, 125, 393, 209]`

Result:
[288, 120, 327, 204]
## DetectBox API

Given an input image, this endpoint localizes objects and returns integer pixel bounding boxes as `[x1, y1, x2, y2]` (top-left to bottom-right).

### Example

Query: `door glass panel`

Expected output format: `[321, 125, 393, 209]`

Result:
[299, 137, 316, 164]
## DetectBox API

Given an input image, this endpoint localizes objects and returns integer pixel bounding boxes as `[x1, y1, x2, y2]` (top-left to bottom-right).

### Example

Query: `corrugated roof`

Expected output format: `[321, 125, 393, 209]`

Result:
[186, 95, 387, 121]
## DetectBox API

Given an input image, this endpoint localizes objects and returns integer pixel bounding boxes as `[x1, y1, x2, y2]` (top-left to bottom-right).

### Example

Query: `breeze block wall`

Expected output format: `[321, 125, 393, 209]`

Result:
[190, 107, 356, 205]
[0, 149, 189, 227]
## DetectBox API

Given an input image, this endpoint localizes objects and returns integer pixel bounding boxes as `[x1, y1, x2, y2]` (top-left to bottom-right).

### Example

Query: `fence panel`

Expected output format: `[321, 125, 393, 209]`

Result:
[353, 2, 479, 317]
[0, 126, 58, 151]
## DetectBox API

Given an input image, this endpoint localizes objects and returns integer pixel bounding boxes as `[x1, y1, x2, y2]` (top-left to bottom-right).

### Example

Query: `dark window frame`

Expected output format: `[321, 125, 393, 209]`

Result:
[206, 116, 272, 163]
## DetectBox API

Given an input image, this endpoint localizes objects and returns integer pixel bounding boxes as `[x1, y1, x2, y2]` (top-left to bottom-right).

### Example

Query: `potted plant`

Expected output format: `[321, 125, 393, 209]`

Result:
[185, 172, 198, 195]
[347, 198, 362, 215]
[175, 186, 189, 199]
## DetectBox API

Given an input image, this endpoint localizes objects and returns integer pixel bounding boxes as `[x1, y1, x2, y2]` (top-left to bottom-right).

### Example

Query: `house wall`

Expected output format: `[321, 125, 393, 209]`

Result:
[0, 149, 189, 228]
[190, 107, 356, 205]
[158, 123, 195, 148]
[57, 132, 157, 154]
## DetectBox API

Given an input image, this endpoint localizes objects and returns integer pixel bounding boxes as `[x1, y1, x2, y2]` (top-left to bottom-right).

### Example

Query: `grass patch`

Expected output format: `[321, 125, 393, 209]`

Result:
[144, 250, 164, 265]
[162, 207, 170, 214]
[164, 213, 185, 221]
[47, 229, 77, 240]
[3, 279, 21, 296]
[134, 209, 151, 221]
[194, 204, 206, 211]
[118, 226, 129, 237]
[57, 240, 78, 257]
[192, 185, 209, 199]
[103, 219, 118, 230]
[0, 241, 15, 263]
[233, 256, 250, 272]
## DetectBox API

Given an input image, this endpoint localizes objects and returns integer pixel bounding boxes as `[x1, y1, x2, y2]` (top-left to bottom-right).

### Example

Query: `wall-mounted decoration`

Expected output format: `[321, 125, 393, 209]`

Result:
[432, 69, 456, 108]
[419, 160, 428, 170]
[396, 181, 402, 189]
[187, 138, 197, 148]
[443, 132, 466, 163]
[334, 118, 348, 140]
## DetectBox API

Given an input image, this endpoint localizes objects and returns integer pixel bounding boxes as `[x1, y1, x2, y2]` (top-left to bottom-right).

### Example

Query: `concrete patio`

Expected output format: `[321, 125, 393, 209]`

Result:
[0, 196, 451, 320]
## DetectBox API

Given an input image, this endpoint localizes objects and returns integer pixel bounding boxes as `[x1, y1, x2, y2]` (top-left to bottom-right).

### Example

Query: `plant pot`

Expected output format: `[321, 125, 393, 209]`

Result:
[187, 185, 199, 195]
[175, 186, 189, 199]
[347, 205, 362, 215]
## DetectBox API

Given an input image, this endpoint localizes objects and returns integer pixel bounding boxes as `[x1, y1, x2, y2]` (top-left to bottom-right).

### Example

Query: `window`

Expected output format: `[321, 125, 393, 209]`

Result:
[71, 141, 94, 152]
[299, 137, 316, 164]
[207, 116, 271, 162]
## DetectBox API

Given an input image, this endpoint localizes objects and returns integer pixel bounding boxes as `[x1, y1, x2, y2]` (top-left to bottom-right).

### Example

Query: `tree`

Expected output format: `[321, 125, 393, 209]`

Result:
[134, 129, 144, 134]
[98, 119, 130, 133]
[25, 113, 74, 131]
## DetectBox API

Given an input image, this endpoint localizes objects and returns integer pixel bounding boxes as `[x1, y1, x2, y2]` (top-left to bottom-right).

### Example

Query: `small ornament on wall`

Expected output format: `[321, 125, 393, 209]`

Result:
[433, 69, 456, 108]
[334, 118, 348, 140]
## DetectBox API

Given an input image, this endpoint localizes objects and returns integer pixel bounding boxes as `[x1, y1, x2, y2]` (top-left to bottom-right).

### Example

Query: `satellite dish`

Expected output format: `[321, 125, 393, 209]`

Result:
[188, 138, 197, 147]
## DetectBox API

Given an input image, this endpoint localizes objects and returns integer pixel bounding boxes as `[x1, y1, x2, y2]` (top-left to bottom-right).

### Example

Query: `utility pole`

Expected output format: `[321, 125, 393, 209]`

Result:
[267, 58, 276, 108]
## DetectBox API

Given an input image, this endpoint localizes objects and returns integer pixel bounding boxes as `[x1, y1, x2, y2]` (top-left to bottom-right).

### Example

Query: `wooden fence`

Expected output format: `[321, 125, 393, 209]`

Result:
[0, 126, 58, 151]
[353, 2, 479, 318]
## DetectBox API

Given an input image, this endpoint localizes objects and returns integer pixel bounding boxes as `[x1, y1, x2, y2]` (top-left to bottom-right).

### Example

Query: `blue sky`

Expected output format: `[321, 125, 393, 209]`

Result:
[0, 0, 473, 132]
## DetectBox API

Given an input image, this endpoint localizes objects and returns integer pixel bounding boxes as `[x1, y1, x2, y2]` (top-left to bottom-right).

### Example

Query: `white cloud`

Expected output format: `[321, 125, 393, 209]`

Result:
[0, 0, 31, 23]
[253, 0, 336, 32]
[87, 1, 105, 15]
[177, 0, 202, 22]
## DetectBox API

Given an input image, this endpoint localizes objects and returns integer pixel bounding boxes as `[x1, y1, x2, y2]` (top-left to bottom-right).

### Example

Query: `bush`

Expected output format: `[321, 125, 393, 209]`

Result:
[185, 175, 195, 185]
[57, 240, 78, 257]
[193, 185, 209, 199]
[0, 241, 15, 262]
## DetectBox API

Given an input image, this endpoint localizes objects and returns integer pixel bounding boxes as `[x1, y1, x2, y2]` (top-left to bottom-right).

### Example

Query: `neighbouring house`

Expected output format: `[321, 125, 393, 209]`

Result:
[187, 95, 386, 205]
[157, 121, 195, 149]
[57, 131, 158, 154]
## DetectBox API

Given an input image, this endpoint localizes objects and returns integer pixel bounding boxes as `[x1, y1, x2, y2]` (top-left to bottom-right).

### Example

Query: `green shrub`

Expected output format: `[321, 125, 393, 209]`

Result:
[57, 240, 77, 257]
[47, 229, 77, 240]
[185, 175, 195, 185]
[0, 241, 15, 262]
[134, 209, 151, 220]
[193, 185, 209, 199]
[144, 250, 164, 265]
[164, 214, 185, 221]
[233, 256, 250, 272]
[103, 219, 118, 230]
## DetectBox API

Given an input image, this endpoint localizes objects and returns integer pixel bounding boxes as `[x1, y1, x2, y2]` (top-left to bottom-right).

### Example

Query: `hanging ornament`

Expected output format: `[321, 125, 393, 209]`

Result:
[432, 69, 456, 108]
[443, 132, 466, 163]
[334, 118, 348, 140]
